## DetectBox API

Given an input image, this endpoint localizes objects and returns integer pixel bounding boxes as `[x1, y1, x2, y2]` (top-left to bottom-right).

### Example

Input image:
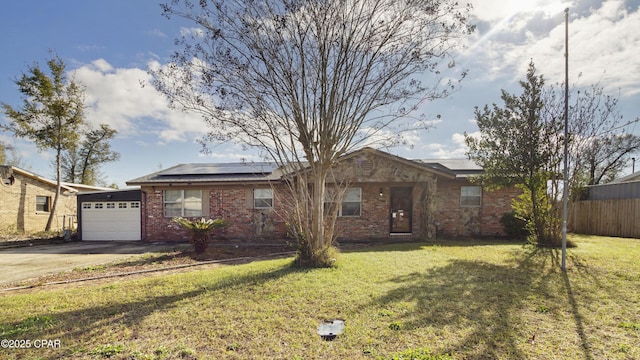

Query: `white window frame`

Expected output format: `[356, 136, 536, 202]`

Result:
[325, 187, 361, 217]
[460, 186, 482, 207]
[164, 189, 203, 217]
[254, 188, 273, 209]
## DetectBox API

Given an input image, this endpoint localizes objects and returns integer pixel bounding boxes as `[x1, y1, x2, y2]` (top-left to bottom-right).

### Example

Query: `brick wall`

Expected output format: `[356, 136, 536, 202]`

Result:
[333, 184, 391, 241]
[141, 179, 519, 243]
[435, 179, 519, 238]
[142, 185, 287, 243]
[0, 172, 76, 233]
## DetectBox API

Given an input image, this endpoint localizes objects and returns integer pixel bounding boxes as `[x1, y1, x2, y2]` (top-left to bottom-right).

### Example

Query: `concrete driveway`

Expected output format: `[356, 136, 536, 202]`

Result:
[0, 241, 187, 287]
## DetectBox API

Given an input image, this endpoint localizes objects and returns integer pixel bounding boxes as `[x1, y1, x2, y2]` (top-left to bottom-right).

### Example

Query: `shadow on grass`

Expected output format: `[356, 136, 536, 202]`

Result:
[0, 261, 299, 359]
[371, 245, 593, 359]
[562, 270, 594, 360]
[340, 238, 527, 254]
[109, 252, 186, 268]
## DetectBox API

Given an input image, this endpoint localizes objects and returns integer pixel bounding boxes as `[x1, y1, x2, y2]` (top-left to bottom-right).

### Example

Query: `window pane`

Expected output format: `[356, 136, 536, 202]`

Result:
[184, 208, 202, 217]
[461, 186, 481, 196]
[254, 188, 273, 208]
[184, 190, 202, 202]
[344, 188, 361, 202]
[36, 196, 49, 212]
[164, 204, 182, 217]
[165, 190, 182, 203]
[461, 186, 482, 206]
[184, 200, 201, 211]
[254, 198, 273, 208]
[341, 202, 361, 216]
[254, 188, 273, 199]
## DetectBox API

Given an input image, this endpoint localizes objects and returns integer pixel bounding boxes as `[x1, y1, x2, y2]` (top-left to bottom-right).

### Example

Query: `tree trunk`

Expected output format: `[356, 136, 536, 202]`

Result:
[45, 146, 62, 232]
[528, 181, 544, 243]
[311, 172, 327, 253]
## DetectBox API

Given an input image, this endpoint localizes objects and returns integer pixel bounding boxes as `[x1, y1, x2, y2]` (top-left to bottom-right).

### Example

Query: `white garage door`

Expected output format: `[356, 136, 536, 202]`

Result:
[81, 201, 141, 241]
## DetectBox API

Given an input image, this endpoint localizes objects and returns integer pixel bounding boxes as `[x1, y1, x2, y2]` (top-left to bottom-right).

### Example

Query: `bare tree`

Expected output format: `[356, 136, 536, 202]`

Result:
[152, 0, 473, 266]
[567, 85, 640, 191]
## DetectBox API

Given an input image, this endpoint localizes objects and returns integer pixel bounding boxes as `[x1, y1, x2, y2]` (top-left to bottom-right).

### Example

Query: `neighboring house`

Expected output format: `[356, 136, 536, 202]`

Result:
[126, 148, 518, 243]
[611, 171, 640, 184]
[0, 165, 110, 233]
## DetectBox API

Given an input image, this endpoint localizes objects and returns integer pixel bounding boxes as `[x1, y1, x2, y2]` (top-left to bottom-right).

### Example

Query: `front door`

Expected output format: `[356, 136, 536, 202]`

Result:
[390, 187, 413, 233]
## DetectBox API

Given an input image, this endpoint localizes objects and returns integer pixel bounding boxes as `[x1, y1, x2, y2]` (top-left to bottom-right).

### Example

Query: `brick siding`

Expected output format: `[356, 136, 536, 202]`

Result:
[141, 179, 517, 243]
[435, 179, 520, 238]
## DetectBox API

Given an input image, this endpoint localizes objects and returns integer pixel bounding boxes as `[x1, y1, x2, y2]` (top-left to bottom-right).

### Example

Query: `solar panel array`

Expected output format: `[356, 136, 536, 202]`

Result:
[157, 162, 277, 176]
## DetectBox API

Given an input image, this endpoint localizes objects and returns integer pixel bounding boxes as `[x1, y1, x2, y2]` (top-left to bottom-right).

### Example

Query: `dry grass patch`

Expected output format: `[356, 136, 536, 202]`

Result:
[0, 236, 638, 359]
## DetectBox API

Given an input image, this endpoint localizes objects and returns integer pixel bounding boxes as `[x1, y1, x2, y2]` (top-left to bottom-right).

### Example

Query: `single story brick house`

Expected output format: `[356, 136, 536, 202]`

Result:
[126, 148, 518, 243]
[0, 165, 111, 233]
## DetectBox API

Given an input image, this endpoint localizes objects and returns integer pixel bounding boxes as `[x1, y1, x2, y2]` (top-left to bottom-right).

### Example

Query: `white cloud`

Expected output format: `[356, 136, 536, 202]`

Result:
[465, 0, 640, 97]
[71, 59, 208, 143]
[148, 29, 167, 38]
[180, 27, 205, 38]
[427, 132, 477, 158]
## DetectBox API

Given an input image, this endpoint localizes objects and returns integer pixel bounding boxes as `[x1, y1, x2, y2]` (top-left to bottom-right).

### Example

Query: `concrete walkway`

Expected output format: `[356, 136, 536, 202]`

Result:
[0, 241, 187, 286]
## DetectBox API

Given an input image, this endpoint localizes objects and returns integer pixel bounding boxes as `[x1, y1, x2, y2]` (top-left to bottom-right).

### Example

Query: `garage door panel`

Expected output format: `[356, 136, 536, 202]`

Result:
[82, 201, 141, 241]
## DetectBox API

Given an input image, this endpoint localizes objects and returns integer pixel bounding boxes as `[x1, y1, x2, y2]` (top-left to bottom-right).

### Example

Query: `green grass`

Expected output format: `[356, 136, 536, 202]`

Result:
[0, 235, 638, 359]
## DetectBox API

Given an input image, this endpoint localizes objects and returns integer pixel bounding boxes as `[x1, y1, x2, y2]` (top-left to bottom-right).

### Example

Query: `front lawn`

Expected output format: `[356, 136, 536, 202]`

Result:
[1, 235, 638, 359]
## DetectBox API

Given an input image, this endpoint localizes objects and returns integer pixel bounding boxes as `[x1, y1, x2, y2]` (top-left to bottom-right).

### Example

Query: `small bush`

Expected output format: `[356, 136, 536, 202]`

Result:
[500, 212, 529, 240]
[293, 244, 339, 268]
[172, 217, 226, 254]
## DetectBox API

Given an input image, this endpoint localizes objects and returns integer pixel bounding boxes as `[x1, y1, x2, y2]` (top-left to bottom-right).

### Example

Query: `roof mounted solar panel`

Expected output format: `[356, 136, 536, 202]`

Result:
[157, 162, 277, 176]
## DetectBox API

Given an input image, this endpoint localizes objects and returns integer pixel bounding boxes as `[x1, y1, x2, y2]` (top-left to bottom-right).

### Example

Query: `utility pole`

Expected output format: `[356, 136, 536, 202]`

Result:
[561, 8, 569, 271]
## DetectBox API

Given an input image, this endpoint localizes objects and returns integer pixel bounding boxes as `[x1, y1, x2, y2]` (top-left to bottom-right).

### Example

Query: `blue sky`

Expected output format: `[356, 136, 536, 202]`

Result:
[1, 0, 639, 188]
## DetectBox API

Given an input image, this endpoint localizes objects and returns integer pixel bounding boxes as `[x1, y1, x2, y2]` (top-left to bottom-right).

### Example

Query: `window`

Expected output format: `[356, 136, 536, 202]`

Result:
[106, 203, 115, 209]
[95, 203, 104, 209]
[35, 196, 50, 212]
[164, 190, 202, 217]
[325, 188, 361, 217]
[254, 188, 273, 208]
[461, 186, 482, 207]
[82, 203, 92, 209]
[130, 202, 140, 209]
[118, 203, 127, 209]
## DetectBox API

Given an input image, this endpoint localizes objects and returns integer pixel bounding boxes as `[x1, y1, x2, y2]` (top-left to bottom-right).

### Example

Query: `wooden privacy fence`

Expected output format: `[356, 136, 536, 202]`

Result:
[570, 199, 640, 238]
